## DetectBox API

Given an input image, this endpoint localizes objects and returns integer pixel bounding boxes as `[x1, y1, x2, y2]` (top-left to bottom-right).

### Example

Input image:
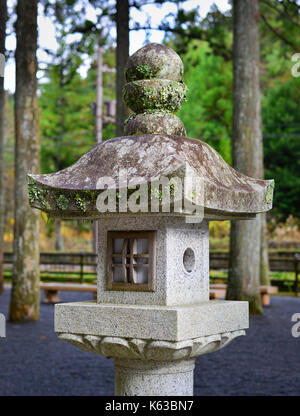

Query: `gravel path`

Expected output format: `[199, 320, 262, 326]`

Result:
[0, 288, 299, 396]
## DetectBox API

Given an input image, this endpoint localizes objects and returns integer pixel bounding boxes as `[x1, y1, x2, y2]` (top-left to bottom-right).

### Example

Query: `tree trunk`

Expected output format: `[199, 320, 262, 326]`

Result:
[0, 0, 7, 295]
[55, 219, 64, 251]
[116, 0, 130, 136]
[226, 0, 263, 314]
[93, 33, 103, 253]
[95, 35, 103, 144]
[260, 212, 270, 285]
[9, 0, 40, 322]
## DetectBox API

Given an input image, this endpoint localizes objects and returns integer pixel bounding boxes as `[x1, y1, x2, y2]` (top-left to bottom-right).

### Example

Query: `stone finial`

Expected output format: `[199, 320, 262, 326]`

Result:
[123, 43, 187, 136]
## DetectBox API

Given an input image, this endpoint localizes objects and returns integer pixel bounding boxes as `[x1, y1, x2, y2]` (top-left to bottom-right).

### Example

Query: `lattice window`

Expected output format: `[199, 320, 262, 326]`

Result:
[107, 231, 156, 291]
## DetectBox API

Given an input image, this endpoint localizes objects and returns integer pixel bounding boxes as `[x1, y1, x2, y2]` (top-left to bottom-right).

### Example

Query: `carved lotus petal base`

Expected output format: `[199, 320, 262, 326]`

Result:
[58, 329, 245, 361]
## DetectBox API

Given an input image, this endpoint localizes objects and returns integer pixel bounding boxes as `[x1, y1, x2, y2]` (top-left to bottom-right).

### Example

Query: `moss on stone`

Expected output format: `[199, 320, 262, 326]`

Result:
[28, 178, 41, 203]
[125, 64, 161, 82]
[75, 194, 87, 212]
[29, 185, 104, 215]
[28, 177, 51, 210]
[56, 194, 69, 210]
[123, 79, 187, 113]
[40, 198, 51, 210]
[124, 43, 184, 82]
[265, 181, 274, 204]
[81, 190, 98, 202]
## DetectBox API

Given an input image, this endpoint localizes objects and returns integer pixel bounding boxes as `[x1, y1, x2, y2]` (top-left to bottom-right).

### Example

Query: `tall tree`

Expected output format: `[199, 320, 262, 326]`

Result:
[55, 219, 64, 251]
[116, 0, 129, 136]
[9, 0, 40, 321]
[0, 0, 7, 295]
[93, 33, 103, 254]
[226, 0, 264, 314]
[260, 214, 269, 285]
[95, 34, 103, 145]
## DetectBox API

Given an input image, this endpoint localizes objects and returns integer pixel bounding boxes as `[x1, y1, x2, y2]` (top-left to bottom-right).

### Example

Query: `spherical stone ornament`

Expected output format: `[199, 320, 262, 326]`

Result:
[125, 43, 184, 82]
[122, 43, 188, 136]
[124, 112, 186, 136]
[123, 79, 187, 113]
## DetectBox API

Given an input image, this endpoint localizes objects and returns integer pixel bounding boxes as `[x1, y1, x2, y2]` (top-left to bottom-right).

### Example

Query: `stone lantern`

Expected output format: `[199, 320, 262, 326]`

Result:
[28, 44, 274, 396]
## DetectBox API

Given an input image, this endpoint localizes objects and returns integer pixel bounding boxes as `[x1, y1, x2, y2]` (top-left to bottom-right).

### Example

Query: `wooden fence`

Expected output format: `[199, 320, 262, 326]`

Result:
[3, 250, 300, 292]
[210, 250, 299, 293]
[3, 252, 97, 284]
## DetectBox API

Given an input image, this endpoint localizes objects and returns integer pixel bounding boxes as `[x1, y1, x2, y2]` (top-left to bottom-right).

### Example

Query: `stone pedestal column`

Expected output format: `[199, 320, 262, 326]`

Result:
[28, 41, 274, 398]
[114, 358, 195, 396]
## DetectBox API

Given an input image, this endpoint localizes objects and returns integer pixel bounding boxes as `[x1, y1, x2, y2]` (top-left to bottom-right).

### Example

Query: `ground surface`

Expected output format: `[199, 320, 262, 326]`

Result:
[0, 288, 299, 396]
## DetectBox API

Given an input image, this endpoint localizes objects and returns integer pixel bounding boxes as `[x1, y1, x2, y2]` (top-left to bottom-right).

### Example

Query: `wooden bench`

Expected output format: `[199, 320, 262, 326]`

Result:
[40, 283, 97, 303]
[209, 284, 278, 306]
[260, 285, 278, 306]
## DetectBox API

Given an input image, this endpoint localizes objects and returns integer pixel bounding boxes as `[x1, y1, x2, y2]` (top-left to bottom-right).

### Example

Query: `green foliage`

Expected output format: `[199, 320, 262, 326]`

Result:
[39, 43, 116, 175]
[39, 1, 117, 177]
[37, 0, 300, 223]
[178, 40, 232, 164]
[163, 4, 233, 60]
[260, 0, 300, 55]
[263, 76, 300, 220]
[170, 2, 300, 219]
[39, 65, 95, 173]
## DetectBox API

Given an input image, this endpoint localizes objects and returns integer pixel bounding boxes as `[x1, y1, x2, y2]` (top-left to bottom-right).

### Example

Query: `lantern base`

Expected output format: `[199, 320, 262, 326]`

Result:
[55, 300, 249, 341]
[114, 358, 195, 396]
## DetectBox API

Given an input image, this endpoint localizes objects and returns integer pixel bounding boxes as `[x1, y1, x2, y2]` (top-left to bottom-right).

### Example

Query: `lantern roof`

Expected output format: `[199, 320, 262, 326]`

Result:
[28, 43, 274, 220]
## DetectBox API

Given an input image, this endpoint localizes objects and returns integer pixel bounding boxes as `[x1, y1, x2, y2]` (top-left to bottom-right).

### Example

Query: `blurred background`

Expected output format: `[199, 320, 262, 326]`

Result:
[1, 0, 300, 290]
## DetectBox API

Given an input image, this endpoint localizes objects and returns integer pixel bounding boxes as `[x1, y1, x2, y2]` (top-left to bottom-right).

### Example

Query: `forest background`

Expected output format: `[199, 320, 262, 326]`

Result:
[2, 0, 300, 253]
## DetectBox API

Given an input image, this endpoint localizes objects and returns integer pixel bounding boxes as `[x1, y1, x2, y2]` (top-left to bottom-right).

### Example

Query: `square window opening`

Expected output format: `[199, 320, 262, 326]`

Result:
[107, 231, 156, 292]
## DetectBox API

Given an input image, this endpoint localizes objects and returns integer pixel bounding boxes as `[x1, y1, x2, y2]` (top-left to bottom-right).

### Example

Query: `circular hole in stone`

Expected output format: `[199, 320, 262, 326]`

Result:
[183, 248, 195, 273]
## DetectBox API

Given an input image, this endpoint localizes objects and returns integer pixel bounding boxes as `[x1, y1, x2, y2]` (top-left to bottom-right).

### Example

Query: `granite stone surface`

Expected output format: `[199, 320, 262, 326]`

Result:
[114, 358, 195, 396]
[97, 216, 210, 306]
[25, 42, 271, 396]
[55, 300, 249, 341]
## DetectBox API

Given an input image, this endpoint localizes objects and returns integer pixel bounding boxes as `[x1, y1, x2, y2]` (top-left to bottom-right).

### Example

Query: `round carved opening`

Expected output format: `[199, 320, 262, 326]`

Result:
[183, 248, 195, 273]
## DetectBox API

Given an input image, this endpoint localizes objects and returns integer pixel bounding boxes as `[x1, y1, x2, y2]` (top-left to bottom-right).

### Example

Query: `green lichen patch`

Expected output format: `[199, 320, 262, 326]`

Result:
[27, 176, 36, 186]
[28, 185, 102, 215]
[28, 180, 41, 204]
[28, 177, 41, 203]
[56, 194, 69, 210]
[28, 177, 51, 210]
[80, 190, 98, 203]
[125, 64, 161, 82]
[40, 198, 51, 210]
[124, 43, 184, 82]
[265, 181, 275, 204]
[123, 79, 187, 113]
[75, 194, 87, 212]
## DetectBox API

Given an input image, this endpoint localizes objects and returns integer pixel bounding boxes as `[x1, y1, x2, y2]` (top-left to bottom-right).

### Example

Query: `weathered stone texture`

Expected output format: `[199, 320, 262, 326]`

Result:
[55, 299, 249, 341]
[125, 43, 184, 83]
[28, 135, 273, 218]
[124, 112, 186, 136]
[29, 42, 273, 396]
